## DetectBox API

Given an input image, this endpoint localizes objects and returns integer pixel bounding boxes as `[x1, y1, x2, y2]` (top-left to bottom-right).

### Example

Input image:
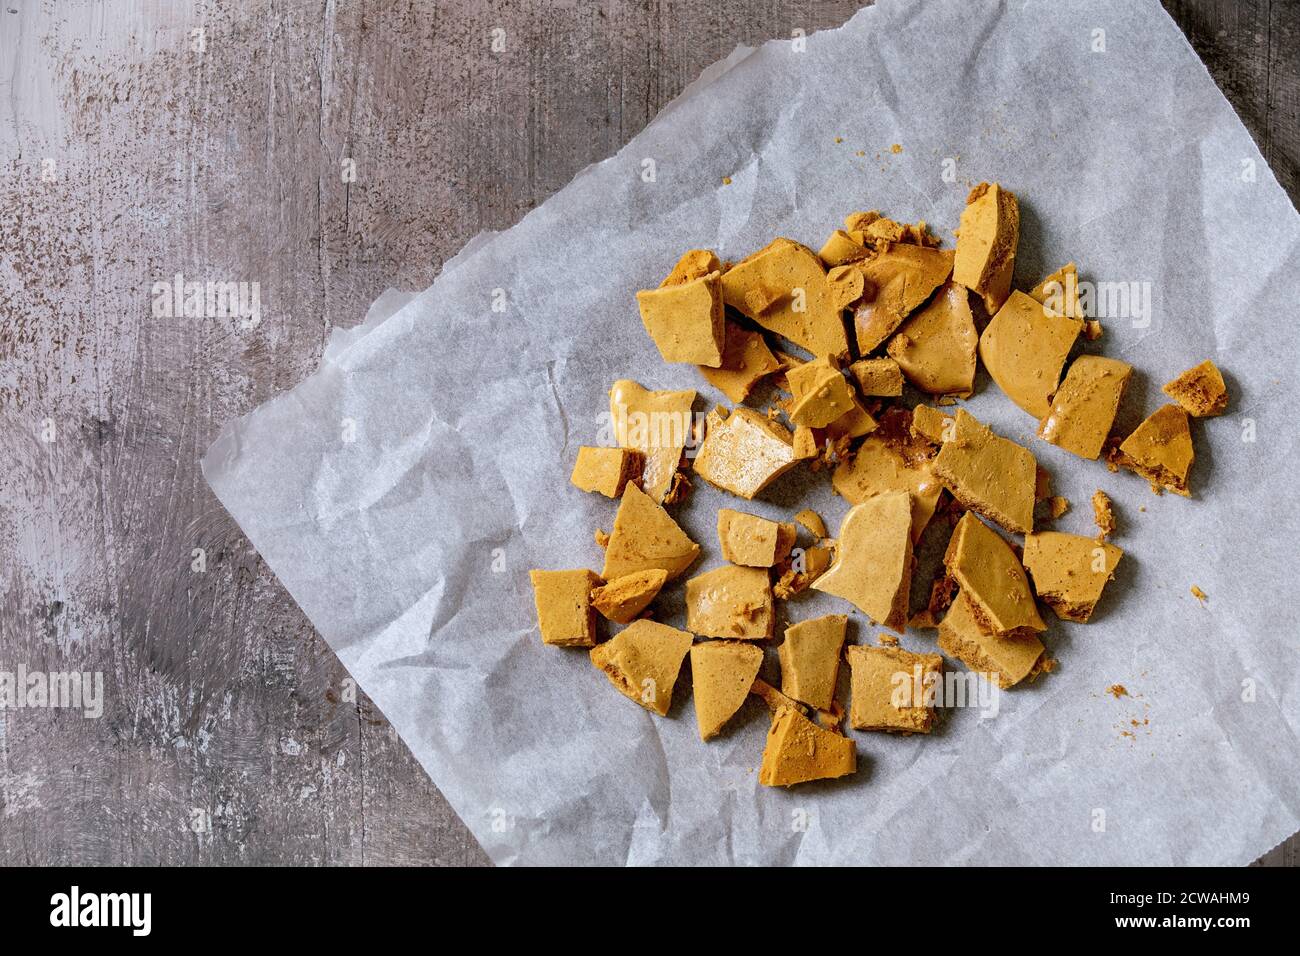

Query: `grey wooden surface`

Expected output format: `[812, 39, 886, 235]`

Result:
[0, 0, 1295, 866]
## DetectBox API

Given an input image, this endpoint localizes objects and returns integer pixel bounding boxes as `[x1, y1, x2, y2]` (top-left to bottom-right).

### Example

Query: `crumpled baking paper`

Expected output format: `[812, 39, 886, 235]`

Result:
[204, 0, 1300, 865]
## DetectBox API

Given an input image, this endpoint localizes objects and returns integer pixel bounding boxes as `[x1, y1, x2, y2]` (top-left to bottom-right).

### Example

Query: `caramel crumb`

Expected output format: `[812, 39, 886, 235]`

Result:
[877, 633, 899, 647]
[1106, 684, 1129, 698]
[1092, 490, 1116, 540]
[1048, 496, 1070, 519]
[721, 176, 732, 185]
[834, 136, 843, 144]
[594, 528, 609, 548]
[890, 143, 902, 154]
[1190, 585, 1207, 604]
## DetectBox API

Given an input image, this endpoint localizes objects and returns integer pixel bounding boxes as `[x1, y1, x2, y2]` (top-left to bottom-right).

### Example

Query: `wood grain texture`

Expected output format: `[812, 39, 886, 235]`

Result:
[0, 0, 1295, 866]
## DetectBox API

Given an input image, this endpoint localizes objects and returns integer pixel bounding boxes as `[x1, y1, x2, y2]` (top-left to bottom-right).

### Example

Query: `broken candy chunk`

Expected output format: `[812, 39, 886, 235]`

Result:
[886, 281, 977, 396]
[690, 640, 764, 740]
[589, 619, 692, 716]
[1092, 490, 1116, 539]
[817, 228, 869, 266]
[659, 249, 721, 287]
[569, 446, 643, 498]
[824, 396, 879, 441]
[786, 356, 856, 428]
[721, 238, 851, 358]
[1162, 359, 1228, 417]
[698, 321, 781, 403]
[693, 406, 799, 499]
[758, 705, 857, 787]
[590, 568, 668, 624]
[778, 613, 847, 711]
[847, 644, 942, 733]
[937, 591, 1044, 689]
[716, 508, 796, 568]
[793, 508, 827, 539]
[529, 569, 600, 647]
[952, 181, 1019, 313]
[978, 290, 1083, 419]
[932, 409, 1038, 534]
[831, 408, 942, 543]
[812, 490, 913, 633]
[849, 243, 954, 354]
[848, 356, 904, 397]
[685, 564, 775, 640]
[1112, 404, 1195, 497]
[1023, 531, 1123, 623]
[608, 379, 696, 503]
[601, 482, 700, 582]
[1037, 355, 1133, 460]
[636, 270, 725, 366]
[910, 403, 954, 445]
[944, 512, 1045, 635]
[1029, 262, 1083, 318]
[773, 544, 834, 599]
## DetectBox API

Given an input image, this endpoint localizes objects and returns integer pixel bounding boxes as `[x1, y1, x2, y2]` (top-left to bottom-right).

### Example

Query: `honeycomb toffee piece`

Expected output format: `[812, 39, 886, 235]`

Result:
[812, 490, 914, 633]
[1029, 262, 1083, 318]
[758, 705, 857, 787]
[1038, 355, 1133, 460]
[569, 446, 643, 498]
[824, 395, 879, 440]
[910, 403, 954, 445]
[847, 644, 943, 734]
[847, 357, 904, 397]
[693, 406, 799, 499]
[685, 564, 775, 640]
[886, 281, 977, 396]
[932, 409, 1037, 534]
[953, 181, 1019, 313]
[773, 543, 834, 599]
[944, 512, 1046, 635]
[832, 408, 942, 543]
[690, 640, 764, 740]
[937, 591, 1044, 689]
[698, 321, 781, 403]
[590, 568, 668, 624]
[529, 569, 600, 647]
[601, 482, 700, 582]
[849, 244, 954, 354]
[979, 290, 1083, 418]
[778, 613, 847, 711]
[793, 508, 827, 538]
[1092, 490, 1116, 539]
[844, 210, 938, 248]
[721, 238, 853, 358]
[1162, 359, 1228, 417]
[608, 379, 696, 502]
[589, 619, 693, 716]
[716, 509, 796, 568]
[1112, 404, 1195, 496]
[659, 249, 721, 287]
[636, 264, 725, 367]
[786, 356, 856, 428]
[1022, 531, 1124, 623]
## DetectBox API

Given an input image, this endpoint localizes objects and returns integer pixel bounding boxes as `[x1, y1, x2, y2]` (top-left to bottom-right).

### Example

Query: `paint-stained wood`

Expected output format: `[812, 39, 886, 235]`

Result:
[0, 0, 1295, 865]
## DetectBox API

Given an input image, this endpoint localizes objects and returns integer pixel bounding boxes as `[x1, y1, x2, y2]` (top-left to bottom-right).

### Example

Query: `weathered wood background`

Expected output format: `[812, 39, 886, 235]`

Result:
[0, 0, 1295, 866]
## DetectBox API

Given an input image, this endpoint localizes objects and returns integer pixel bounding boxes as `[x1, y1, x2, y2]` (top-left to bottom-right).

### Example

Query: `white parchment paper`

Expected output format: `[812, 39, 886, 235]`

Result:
[204, 0, 1300, 865]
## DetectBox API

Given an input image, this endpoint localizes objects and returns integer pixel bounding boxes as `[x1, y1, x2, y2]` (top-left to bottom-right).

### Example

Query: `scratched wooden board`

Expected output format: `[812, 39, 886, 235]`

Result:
[0, 0, 1294, 866]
